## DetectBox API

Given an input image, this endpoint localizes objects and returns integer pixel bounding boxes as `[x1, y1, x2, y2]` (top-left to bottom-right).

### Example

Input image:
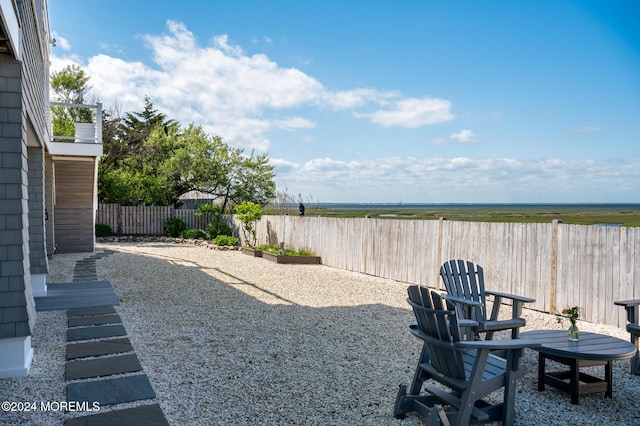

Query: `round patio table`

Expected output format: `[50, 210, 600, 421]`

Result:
[520, 330, 636, 404]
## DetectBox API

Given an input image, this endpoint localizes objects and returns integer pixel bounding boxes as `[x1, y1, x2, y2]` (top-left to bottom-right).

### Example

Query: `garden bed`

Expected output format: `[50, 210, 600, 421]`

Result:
[241, 247, 262, 257]
[261, 251, 321, 264]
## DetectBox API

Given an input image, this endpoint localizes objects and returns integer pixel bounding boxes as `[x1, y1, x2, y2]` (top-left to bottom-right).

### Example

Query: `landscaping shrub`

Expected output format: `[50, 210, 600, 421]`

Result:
[181, 228, 209, 240]
[207, 220, 233, 238]
[164, 217, 187, 237]
[95, 224, 112, 237]
[213, 235, 240, 246]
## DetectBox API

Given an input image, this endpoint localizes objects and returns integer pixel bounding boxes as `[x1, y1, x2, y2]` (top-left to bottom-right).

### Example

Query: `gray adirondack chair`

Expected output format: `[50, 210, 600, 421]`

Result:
[394, 286, 538, 425]
[440, 259, 535, 340]
[614, 299, 640, 375]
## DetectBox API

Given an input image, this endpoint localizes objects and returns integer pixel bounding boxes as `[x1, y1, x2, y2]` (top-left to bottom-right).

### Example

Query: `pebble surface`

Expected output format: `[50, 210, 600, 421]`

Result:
[1, 242, 639, 425]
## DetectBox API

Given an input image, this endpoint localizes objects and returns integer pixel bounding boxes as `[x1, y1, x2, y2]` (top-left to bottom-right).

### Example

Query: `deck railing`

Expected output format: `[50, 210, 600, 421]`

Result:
[49, 101, 103, 144]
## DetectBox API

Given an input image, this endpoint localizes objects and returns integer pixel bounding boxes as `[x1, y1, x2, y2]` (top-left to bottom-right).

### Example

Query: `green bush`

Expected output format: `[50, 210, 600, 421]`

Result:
[95, 224, 112, 237]
[181, 228, 209, 240]
[164, 217, 187, 237]
[213, 235, 240, 246]
[207, 220, 233, 238]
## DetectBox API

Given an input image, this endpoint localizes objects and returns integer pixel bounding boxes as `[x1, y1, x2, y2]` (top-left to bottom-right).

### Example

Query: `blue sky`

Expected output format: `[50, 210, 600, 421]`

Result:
[48, 0, 640, 203]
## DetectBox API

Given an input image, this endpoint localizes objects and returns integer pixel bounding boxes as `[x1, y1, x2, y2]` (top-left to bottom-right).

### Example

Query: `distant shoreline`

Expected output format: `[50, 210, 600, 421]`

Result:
[308, 202, 640, 211]
[271, 203, 640, 226]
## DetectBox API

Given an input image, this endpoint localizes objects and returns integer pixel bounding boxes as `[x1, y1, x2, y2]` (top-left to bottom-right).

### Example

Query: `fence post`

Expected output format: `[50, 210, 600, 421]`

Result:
[117, 205, 123, 235]
[549, 219, 560, 315]
[436, 217, 445, 290]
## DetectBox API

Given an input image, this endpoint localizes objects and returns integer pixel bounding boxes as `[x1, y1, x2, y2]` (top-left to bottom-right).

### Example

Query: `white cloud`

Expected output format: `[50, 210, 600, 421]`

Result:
[50, 20, 455, 150]
[324, 88, 398, 110]
[450, 129, 477, 144]
[274, 117, 316, 131]
[274, 156, 640, 203]
[356, 97, 454, 128]
[570, 126, 603, 138]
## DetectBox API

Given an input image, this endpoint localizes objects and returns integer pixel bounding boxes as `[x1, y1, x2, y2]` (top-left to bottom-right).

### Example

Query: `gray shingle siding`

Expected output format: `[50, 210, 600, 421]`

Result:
[45, 155, 54, 256]
[0, 0, 46, 340]
[28, 145, 47, 275]
[0, 57, 34, 339]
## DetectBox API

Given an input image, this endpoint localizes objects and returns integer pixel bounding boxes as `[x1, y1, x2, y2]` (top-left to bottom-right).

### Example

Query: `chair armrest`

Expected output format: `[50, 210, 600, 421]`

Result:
[441, 294, 482, 308]
[615, 299, 640, 325]
[455, 338, 540, 351]
[459, 319, 479, 329]
[486, 290, 535, 304]
[614, 299, 640, 308]
[486, 291, 534, 330]
[457, 339, 541, 371]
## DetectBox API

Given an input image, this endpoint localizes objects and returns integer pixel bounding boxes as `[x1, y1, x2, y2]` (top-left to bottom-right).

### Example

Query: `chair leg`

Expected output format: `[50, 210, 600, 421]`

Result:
[631, 353, 640, 376]
[502, 376, 518, 425]
[394, 384, 408, 419]
[409, 345, 430, 394]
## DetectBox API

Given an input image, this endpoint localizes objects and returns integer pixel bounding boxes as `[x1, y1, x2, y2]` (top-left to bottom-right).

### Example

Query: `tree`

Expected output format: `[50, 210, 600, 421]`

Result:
[161, 125, 276, 210]
[226, 151, 276, 208]
[99, 110, 127, 173]
[120, 96, 176, 158]
[50, 64, 94, 139]
[98, 125, 181, 205]
[234, 201, 263, 247]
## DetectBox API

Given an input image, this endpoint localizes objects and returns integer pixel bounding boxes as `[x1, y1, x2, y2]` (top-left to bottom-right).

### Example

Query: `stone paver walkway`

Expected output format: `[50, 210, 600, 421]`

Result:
[41, 252, 169, 425]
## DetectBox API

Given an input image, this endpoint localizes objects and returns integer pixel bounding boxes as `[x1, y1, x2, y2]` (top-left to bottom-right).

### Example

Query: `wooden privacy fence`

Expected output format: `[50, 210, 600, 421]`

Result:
[251, 215, 639, 330]
[95, 204, 639, 329]
[97, 204, 209, 235]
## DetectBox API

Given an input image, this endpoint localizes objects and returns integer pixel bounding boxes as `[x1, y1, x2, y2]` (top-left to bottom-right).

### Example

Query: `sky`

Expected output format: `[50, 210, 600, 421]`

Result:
[47, 0, 640, 204]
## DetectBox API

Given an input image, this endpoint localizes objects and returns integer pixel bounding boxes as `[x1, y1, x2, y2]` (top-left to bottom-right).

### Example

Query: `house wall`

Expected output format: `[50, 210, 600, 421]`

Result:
[53, 158, 96, 253]
[0, 0, 50, 377]
[0, 53, 36, 377]
[18, 0, 49, 144]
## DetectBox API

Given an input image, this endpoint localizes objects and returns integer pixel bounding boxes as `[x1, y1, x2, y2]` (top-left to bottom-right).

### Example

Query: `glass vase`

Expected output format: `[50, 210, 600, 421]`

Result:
[568, 323, 579, 341]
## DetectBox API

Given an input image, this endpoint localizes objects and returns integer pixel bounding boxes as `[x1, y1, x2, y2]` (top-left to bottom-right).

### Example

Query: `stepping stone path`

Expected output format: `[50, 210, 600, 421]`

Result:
[63, 255, 169, 425]
[72, 251, 113, 283]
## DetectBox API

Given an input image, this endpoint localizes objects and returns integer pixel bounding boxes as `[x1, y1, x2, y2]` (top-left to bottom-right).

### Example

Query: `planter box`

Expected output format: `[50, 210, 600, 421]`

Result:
[261, 252, 321, 264]
[242, 247, 262, 257]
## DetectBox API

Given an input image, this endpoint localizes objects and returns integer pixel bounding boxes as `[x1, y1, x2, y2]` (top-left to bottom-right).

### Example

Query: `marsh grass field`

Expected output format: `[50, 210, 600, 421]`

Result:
[268, 204, 640, 227]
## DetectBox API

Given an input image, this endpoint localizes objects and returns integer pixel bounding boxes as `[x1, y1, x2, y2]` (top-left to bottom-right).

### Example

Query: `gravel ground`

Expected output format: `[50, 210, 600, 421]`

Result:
[1, 242, 639, 425]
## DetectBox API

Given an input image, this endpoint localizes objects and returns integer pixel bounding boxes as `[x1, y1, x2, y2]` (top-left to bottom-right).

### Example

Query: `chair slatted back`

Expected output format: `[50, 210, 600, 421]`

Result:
[407, 285, 466, 380]
[440, 259, 487, 322]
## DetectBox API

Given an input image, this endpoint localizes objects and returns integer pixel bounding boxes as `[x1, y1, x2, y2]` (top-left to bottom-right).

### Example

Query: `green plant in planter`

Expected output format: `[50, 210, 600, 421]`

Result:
[234, 201, 263, 247]
[296, 248, 315, 256]
[256, 243, 315, 256]
[256, 243, 280, 254]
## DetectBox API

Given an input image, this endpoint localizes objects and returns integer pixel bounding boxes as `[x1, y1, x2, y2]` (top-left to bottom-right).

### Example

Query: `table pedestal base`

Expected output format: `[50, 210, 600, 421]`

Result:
[537, 352, 612, 405]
